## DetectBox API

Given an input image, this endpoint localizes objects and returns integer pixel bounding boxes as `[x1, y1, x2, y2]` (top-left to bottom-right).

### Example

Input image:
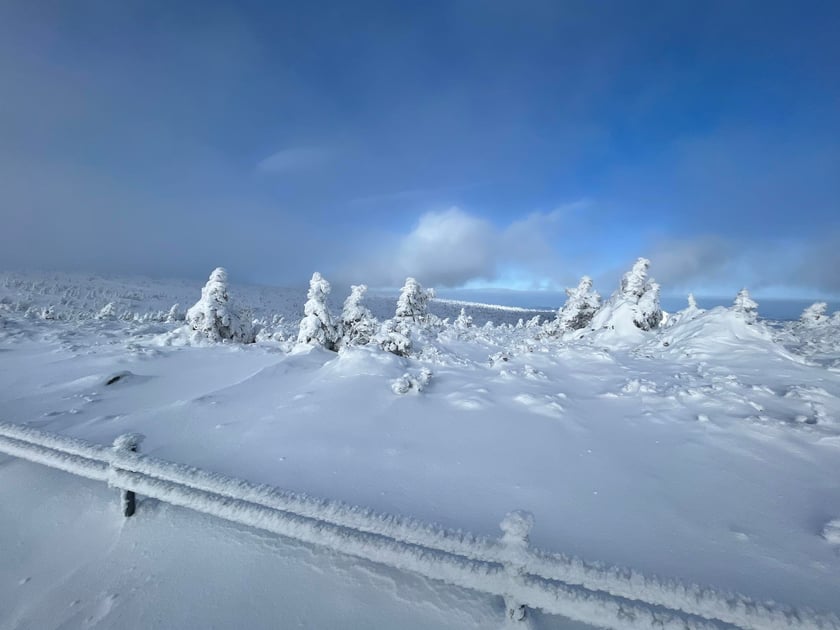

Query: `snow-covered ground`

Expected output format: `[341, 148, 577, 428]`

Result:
[1, 270, 840, 628]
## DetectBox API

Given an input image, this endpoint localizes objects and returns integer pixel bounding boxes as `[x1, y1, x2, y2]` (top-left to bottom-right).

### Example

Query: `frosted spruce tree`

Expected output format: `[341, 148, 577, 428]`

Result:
[558, 276, 601, 332]
[801, 302, 828, 326]
[454, 308, 473, 329]
[96, 302, 117, 320]
[374, 318, 412, 356]
[186, 267, 254, 343]
[297, 272, 339, 350]
[732, 288, 758, 324]
[395, 277, 433, 324]
[340, 284, 377, 347]
[590, 257, 663, 333]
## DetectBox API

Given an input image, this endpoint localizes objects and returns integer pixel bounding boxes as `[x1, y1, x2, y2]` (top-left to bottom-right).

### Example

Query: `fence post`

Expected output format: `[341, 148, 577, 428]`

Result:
[111, 433, 144, 517]
[499, 510, 534, 622]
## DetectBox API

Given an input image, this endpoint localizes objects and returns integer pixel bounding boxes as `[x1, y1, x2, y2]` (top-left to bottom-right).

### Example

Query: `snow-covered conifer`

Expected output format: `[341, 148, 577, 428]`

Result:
[687, 293, 698, 310]
[166, 303, 182, 323]
[732, 288, 758, 323]
[590, 257, 663, 333]
[340, 284, 377, 347]
[636, 280, 662, 331]
[186, 267, 254, 343]
[454, 308, 473, 329]
[620, 258, 651, 299]
[374, 319, 412, 356]
[395, 277, 433, 324]
[297, 272, 339, 350]
[96, 302, 116, 320]
[558, 276, 601, 332]
[801, 302, 828, 326]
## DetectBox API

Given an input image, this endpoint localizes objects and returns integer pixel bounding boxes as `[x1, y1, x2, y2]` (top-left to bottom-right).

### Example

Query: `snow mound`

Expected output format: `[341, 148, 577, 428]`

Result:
[655, 306, 794, 361]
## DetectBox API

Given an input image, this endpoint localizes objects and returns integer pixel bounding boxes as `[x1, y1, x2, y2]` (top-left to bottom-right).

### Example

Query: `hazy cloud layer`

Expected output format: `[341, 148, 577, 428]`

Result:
[0, 1, 837, 297]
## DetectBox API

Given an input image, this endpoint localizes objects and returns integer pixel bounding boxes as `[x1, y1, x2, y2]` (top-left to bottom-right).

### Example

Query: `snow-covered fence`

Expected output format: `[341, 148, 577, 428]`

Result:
[0, 422, 837, 630]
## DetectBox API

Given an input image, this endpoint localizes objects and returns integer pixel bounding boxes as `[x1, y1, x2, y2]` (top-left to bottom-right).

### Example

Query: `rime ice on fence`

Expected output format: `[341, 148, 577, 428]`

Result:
[1, 421, 838, 630]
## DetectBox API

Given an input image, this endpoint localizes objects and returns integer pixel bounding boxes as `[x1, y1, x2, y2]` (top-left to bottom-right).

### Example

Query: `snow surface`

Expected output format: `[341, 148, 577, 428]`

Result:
[2, 271, 840, 628]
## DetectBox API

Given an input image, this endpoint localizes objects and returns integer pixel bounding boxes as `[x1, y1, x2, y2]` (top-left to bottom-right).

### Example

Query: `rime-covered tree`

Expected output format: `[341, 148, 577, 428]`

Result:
[558, 276, 601, 331]
[186, 267, 254, 342]
[801, 302, 828, 326]
[340, 284, 377, 347]
[395, 277, 433, 324]
[454, 308, 473, 329]
[96, 302, 116, 320]
[374, 318, 412, 356]
[166, 303, 182, 323]
[620, 258, 650, 299]
[297, 272, 339, 350]
[590, 257, 663, 332]
[732, 288, 758, 323]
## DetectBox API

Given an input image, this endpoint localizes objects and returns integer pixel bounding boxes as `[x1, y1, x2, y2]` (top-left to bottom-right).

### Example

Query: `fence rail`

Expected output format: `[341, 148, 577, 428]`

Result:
[0, 421, 837, 630]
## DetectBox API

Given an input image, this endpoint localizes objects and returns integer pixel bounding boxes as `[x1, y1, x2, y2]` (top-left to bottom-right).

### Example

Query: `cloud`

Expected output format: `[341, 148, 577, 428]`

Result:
[788, 232, 840, 294]
[256, 147, 333, 173]
[644, 236, 737, 288]
[345, 205, 584, 288]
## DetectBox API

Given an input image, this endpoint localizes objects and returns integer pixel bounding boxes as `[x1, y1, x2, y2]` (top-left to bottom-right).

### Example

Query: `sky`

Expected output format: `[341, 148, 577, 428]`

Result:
[1, 0, 838, 298]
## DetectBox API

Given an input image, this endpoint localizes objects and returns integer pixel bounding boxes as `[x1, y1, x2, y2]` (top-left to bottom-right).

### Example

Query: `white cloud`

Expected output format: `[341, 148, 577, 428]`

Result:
[256, 147, 332, 173]
[347, 205, 583, 288]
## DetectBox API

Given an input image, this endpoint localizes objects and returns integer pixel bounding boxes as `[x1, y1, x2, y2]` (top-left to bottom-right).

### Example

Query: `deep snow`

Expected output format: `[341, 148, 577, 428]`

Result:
[1, 271, 840, 628]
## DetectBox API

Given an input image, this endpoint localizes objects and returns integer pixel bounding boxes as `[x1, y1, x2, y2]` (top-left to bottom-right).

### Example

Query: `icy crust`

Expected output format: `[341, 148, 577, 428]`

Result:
[2, 422, 838, 630]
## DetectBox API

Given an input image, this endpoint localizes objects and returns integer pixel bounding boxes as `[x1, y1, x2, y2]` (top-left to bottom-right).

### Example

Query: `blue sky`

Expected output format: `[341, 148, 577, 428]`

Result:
[1, 1, 838, 298]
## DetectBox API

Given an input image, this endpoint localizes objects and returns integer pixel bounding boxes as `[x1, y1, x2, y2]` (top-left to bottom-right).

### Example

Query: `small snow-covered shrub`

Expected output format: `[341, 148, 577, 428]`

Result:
[340, 284, 377, 347]
[732, 288, 758, 324]
[166, 303, 183, 323]
[391, 367, 432, 394]
[374, 319, 412, 357]
[186, 267, 254, 343]
[545, 276, 601, 335]
[96, 302, 116, 320]
[395, 277, 434, 324]
[590, 258, 662, 334]
[454, 308, 473, 329]
[297, 272, 339, 351]
[801, 302, 828, 326]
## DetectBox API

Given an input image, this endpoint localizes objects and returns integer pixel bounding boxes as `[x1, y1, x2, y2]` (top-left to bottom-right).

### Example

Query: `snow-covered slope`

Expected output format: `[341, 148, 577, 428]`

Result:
[1, 272, 840, 628]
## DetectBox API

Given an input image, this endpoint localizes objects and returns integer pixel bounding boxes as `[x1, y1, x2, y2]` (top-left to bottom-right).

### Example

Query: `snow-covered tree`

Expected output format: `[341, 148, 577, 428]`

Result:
[340, 284, 377, 347]
[297, 272, 339, 350]
[395, 277, 433, 324]
[186, 267, 254, 343]
[96, 302, 116, 320]
[636, 280, 662, 331]
[620, 258, 650, 299]
[590, 257, 663, 333]
[165, 303, 181, 323]
[732, 288, 758, 323]
[687, 293, 698, 310]
[454, 308, 473, 329]
[374, 318, 412, 356]
[801, 302, 828, 326]
[558, 276, 601, 331]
